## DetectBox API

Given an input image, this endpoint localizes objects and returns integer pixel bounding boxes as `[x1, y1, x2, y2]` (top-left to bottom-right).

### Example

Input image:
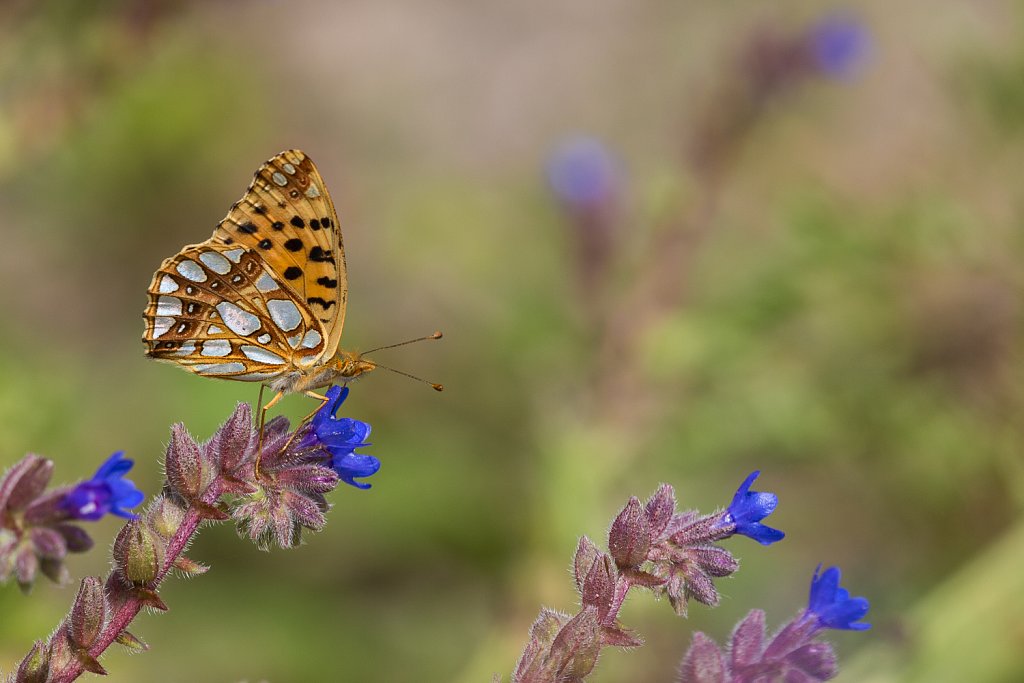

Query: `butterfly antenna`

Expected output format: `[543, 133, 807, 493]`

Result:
[362, 330, 443, 356]
[372, 362, 444, 392]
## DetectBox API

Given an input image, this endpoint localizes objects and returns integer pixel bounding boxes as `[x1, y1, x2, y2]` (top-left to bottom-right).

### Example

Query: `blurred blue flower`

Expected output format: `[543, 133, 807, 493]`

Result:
[312, 386, 379, 489]
[546, 135, 620, 210]
[806, 564, 871, 631]
[809, 13, 870, 79]
[60, 452, 144, 521]
[721, 470, 785, 545]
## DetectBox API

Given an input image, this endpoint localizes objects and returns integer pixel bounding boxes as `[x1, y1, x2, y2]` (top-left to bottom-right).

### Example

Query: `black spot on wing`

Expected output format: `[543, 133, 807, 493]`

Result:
[284, 266, 302, 280]
[309, 247, 335, 264]
[308, 297, 336, 310]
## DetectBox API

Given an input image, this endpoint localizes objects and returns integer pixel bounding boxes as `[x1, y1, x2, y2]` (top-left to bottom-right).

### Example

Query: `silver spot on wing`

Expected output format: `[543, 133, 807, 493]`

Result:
[300, 329, 322, 349]
[192, 362, 246, 375]
[158, 276, 179, 294]
[201, 339, 232, 357]
[198, 251, 231, 275]
[215, 302, 261, 336]
[240, 346, 286, 365]
[267, 299, 302, 332]
[175, 260, 207, 283]
[156, 296, 182, 316]
[151, 316, 174, 338]
[173, 341, 197, 357]
[255, 272, 279, 292]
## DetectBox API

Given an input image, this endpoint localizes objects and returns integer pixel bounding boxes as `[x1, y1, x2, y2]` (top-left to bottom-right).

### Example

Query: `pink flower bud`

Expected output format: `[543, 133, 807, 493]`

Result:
[608, 496, 651, 570]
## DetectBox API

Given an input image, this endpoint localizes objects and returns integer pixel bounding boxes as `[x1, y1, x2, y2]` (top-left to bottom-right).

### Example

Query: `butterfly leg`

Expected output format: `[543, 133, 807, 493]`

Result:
[254, 389, 285, 478]
[278, 391, 332, 454]
[300, 391, 331, 421]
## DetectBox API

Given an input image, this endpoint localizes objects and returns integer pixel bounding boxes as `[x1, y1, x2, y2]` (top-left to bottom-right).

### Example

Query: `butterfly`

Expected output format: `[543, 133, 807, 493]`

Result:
[143, 150, 439, 422]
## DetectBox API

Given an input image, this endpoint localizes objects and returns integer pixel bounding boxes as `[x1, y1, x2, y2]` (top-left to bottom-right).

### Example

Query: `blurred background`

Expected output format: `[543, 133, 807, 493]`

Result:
[2, 1, 1023, 681]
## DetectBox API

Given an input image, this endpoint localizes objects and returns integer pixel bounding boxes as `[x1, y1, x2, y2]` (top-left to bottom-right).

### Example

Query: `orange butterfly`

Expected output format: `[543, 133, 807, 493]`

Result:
[143, 150, 440, 422]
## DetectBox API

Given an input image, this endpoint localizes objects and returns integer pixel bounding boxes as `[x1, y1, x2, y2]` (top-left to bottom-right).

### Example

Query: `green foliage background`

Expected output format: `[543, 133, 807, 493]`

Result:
[2, 1, 1024, 681]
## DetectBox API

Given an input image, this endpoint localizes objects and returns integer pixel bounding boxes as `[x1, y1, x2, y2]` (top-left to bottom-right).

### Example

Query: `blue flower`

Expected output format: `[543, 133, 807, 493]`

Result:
[546, 135, 621, 210]
[721, 470, 785, 545]
[809, 13, 870, 80]
[807, 564, 871, 631]
[60, 452, 145, 521]
[312, 386, 379, 490]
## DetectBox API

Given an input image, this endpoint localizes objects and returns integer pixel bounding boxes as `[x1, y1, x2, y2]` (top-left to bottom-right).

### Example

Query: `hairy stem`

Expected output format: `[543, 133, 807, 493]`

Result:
[47, 480, 225, 683]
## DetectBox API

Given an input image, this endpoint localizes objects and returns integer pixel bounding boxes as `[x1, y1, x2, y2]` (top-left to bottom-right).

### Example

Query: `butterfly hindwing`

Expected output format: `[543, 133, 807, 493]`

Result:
[143, 244, 328, 381]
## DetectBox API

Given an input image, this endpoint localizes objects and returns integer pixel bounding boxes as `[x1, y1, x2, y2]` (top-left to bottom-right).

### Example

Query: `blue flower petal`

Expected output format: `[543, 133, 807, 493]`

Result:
[60, 452, 144, 521]
[93, 451, 134, 480]
[109, 480, 146, 509]
[109, 506, 141, 520]
[312, 386, 379, 490]
[737, 522, 786, 546]
[313, 386, 349, 422]
[723, 470, 785, 545]
[546, 135, 621, 209]
[809, 13, 871, 80]
[61, 483, 110, 521]
[807, 565, 871, 631]
[316, 417, 371, 444]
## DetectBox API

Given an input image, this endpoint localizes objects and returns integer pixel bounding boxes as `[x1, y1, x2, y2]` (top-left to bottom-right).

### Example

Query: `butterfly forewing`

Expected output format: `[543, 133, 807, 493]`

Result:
[143, 150, 345, 383]
[210, 150, 347, 353]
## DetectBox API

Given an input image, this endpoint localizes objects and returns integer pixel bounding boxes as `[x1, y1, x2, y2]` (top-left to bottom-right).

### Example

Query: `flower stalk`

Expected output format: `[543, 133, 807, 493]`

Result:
[9, 388, 375, 682]
[511, 473, 784, 682]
